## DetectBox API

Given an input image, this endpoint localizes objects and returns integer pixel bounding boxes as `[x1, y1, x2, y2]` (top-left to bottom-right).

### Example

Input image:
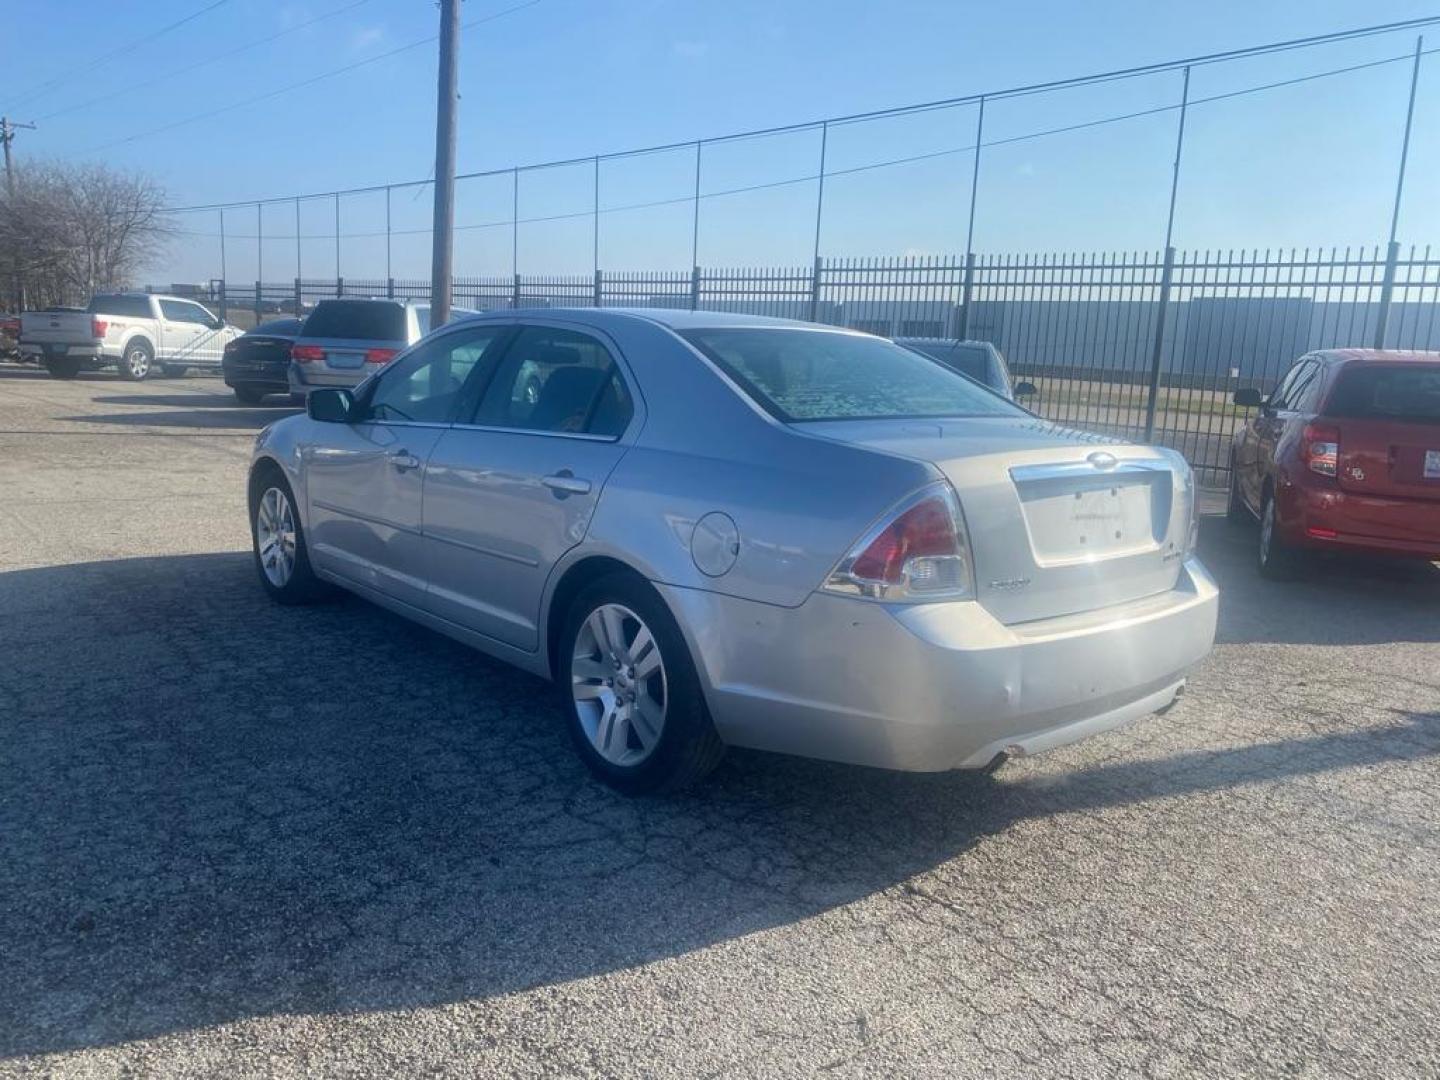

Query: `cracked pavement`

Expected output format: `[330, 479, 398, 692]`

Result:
[1, 364, 1438, 1078]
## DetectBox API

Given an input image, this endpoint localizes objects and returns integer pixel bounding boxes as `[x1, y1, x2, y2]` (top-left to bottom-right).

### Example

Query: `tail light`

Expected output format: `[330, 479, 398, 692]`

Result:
[1301, 423, 1339, 477]
[823, 482, 974, 602]
[91, 318, 108, 338]
[364, 348, 398, 365]
[291, 344, 325, 363]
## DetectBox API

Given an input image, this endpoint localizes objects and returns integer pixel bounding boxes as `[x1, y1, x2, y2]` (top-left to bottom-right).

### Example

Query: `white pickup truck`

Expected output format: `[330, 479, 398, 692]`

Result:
[19, 292, 244, 380]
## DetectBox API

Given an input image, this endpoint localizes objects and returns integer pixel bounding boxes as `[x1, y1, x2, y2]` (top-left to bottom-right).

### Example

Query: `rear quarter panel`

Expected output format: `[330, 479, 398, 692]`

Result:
[575, 318, 938, 608]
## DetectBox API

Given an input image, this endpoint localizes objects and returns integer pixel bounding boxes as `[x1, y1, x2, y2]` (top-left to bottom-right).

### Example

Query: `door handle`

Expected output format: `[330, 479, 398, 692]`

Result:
[388, 449, 421, 472]
[541, 471, 591, 496]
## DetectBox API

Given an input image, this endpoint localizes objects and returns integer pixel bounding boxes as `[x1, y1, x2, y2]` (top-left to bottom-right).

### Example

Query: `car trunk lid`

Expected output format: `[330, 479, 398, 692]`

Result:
[802, 417, 1193, 624]
[1327, 363, 1440, 502]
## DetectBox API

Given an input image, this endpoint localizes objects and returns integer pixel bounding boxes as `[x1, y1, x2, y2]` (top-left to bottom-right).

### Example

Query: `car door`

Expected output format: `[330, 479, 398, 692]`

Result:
[157, 299, 205, 363]
[303, 322, 511, 612]
[178, 300, 228, 365]
[421, 322, 641, 650]
[1244, 358, 1308, 508]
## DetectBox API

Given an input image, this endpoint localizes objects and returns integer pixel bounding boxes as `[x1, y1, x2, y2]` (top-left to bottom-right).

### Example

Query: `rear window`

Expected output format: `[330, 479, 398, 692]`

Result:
[1327, 365, 1440, 424]
[682, 328, 1022, 422]
[301, 300, 406, 341]
[87, 295, 152, 318]
[248, 318, 303, 338]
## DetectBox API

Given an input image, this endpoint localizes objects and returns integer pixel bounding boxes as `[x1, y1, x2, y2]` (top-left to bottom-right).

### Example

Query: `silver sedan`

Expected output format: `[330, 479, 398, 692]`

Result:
[248, 309, 1217, 792]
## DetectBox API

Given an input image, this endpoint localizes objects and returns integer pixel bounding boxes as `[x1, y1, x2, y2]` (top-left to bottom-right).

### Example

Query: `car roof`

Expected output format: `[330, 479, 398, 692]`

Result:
[893, 337, 992, 349]
[450, 306, 858, 333]
[1314, 348, 1440, 365]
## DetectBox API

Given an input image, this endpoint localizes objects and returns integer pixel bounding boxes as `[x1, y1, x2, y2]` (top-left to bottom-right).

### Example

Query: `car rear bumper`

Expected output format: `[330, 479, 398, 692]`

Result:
[658, 557, 1218, 772]
[1284, 482, 1440, 559]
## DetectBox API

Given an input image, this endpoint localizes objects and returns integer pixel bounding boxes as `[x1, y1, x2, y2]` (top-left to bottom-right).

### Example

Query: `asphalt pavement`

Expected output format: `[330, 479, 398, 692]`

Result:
[2, 364, 1438, 1078]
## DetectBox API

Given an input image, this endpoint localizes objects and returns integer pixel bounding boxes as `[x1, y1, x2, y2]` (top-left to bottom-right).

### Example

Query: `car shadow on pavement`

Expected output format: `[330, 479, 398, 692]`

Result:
[1198, 513, 1440, 645]
[3, 545, 1438, 1057]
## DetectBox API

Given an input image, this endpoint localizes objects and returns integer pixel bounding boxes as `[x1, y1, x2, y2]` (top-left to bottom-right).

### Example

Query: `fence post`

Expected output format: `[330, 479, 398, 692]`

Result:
[593, 268, 602, 307]
[1373, 240, 1401, 349]
[690, 265, 700, 311]
[218, 279, 227, 321]
[1143, 246, 1176, 442]
[809, 255, 824, 323]
[513, 273, 521, 309]
[957, 251, 976, 339]
[387, 277, 395, 300]
[253, 279, 262, 324]
[293, 278, 301, 319]
[336, 276, 344, 299]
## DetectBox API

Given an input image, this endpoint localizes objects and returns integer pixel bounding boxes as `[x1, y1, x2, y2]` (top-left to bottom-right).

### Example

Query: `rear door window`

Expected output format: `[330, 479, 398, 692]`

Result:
[1326, 365, 1440, 424]
[471, 326, 633, 437]
[302, 301, 406, 341]
[88, 295, 152, 318]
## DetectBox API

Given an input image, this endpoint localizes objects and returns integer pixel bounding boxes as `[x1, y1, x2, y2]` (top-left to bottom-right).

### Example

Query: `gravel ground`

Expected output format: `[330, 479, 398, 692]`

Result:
[2, 364, 1438, 1079]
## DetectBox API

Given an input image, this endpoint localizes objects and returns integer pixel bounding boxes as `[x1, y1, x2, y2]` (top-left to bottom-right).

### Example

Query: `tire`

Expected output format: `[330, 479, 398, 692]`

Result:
[161, 364, 187, 378]
[44, 356, 81, 379]
[1258, 488, 1304, 581]
[249, 468, 331, 605]
[118, 339, 154, 381]
[233, 384, 267, 404]
[1226, 459, 1250, 525]
[558, 572, 725, 794]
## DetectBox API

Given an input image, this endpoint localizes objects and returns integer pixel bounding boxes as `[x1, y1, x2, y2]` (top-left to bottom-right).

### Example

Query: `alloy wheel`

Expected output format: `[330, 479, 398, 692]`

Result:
[570, 602, 667, 767]
[256, 486, 297, 587]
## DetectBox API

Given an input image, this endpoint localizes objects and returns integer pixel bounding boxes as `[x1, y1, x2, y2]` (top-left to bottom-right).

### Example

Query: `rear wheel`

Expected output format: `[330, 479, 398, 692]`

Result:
[118, 340, 153, 381]
[44, 356, 80, 379]
[1258, 489, 1303, 580]
[233, 384, 267, 404]
[559, 573, 724, 794]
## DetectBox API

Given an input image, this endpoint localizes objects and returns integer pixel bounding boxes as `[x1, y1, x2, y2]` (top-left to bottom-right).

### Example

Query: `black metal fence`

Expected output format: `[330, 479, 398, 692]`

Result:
[204, 242, 1440, 483]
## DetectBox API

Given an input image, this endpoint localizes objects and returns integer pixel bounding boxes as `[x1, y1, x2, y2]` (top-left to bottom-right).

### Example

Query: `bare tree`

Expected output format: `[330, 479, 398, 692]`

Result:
[0, 161, 173, 309]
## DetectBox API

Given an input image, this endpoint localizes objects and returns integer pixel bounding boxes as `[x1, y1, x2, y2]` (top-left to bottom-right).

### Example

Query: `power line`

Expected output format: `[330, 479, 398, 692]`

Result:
[165, 42, 1431, 241]
[3, 0, 232, 113]
[156, 11, 1440, 215]
[82, 0, 542, 155]
[37, 0, 379, 124]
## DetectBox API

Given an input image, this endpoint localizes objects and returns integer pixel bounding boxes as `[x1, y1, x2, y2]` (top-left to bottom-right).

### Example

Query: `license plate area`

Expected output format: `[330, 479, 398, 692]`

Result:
[326, 350, 364, 370]
[1011, 466, 1171, 566]
[1425, 449, 1440, 480]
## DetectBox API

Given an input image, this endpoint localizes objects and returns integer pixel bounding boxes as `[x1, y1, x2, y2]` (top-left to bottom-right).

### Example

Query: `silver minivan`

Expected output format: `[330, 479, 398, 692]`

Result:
[288, 298, 478, 398]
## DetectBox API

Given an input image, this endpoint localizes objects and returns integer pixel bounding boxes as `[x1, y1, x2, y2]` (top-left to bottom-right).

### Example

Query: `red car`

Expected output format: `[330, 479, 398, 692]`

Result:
[1229, 349, 1440, 578]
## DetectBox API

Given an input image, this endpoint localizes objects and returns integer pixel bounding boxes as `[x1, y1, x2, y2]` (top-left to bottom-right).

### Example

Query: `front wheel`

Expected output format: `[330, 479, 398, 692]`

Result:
[559, 573, 724, 794]
[249, 471, 330, 604]
[1258, 490, 1304, 580]
[118, 341, 153, 381]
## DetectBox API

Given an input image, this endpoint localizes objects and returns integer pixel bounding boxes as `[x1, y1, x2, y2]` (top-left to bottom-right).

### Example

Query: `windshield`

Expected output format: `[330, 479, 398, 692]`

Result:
[681, 328, 1023, 422]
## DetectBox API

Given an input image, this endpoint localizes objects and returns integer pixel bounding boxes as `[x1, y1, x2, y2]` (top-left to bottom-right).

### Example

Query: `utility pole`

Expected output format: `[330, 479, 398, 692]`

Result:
[2, 117, 37, 311]
[429, 0, 460, 327]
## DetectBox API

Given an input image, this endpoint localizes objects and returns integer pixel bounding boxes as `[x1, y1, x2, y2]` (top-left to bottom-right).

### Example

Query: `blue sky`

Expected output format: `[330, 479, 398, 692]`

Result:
[4, 0, 1439, 282]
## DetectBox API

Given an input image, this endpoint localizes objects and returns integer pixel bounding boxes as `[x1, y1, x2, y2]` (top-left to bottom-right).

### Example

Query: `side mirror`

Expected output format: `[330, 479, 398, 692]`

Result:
[1232, 387, 1264, 408]
[210, 317, 225, 330]
[1014, 380, 1038, 398]
[307, 387, 355, 423]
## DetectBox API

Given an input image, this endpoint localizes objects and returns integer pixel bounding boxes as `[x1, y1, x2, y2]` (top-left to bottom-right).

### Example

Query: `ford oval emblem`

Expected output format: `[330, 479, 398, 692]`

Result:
[1087, 451, 1119, 470]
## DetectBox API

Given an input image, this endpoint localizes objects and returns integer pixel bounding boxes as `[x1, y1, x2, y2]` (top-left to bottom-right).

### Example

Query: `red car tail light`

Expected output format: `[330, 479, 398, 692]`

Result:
[364, 348, 398, 365]
[91, 318, 108, 338]
[1301, 423, 1339, 477]
[291, 344, 325, 363]
[823, 483, 974, 602]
